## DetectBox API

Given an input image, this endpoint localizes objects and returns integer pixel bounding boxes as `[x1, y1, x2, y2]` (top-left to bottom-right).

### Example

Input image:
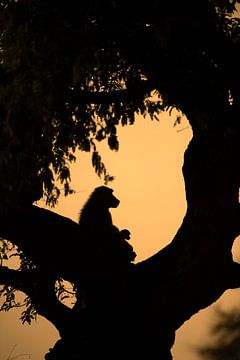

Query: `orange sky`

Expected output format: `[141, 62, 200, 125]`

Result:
[0, 110, 240, 360]
[52, 110, 192, 261]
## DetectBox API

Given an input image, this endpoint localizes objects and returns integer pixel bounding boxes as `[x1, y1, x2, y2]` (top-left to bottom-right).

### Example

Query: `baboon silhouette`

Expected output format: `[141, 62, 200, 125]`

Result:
[77, 186, 136, 308]
[78, 186, 136, 264]
[78, 186, 120, 232]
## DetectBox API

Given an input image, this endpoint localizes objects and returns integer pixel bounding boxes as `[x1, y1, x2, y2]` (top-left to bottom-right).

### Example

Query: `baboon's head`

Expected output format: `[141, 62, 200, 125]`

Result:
[93, 186, 120, 208]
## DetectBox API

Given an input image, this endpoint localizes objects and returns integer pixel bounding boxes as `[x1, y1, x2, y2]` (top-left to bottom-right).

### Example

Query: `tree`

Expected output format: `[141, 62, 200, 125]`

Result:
[198, 307, 240, 360]
[0, 0, 239, 359]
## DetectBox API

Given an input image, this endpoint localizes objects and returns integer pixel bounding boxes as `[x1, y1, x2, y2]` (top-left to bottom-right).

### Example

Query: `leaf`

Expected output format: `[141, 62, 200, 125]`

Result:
[107, 134, 119, 150]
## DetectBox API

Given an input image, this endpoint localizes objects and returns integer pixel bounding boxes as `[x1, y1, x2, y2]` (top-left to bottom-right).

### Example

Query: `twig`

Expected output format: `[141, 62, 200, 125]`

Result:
[6, 344, 31, 360]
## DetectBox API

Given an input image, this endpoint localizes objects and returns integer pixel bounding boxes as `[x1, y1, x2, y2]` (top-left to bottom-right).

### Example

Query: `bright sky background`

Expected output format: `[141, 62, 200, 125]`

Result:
[0, 110, 240, 360]
[52, 110, 191, 261]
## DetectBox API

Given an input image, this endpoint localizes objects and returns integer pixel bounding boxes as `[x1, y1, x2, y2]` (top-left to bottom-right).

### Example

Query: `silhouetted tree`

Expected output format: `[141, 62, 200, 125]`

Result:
[0, 1, 239, 359]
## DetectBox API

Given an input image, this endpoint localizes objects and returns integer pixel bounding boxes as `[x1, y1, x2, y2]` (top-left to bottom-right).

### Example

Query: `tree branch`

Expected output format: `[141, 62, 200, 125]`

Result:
[228, 262, 240, 289]
[68, 81, 153, 105]
[0, 205, 91, 282]
[0, 266, 34, 291]
[135, 130, 240, 331]
[0, 266, 75, 337]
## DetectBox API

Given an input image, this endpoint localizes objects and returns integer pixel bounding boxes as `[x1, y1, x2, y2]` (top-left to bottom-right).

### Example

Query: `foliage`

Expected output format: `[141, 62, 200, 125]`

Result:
[0, 0, 160, 206]
[0, 238, 35, 270]
[0, 284, 18, 311]
[0, 238, 75, 322]
[198, 307, 240, 360]
[0, 0, 239, 206]
[55, 279, 76, 307]
[19, 296, 37, 325]
[0, 239, 18, 266]
[0, 238, 37, 323]
[0, 283, 37, 324]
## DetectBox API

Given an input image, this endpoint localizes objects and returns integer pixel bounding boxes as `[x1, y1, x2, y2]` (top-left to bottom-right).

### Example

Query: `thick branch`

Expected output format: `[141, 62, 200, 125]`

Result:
[0, 266, 36, 291]
[0, 205, 91, 282]
[228, 262, 240, 289]
[135, 129, 240, 332]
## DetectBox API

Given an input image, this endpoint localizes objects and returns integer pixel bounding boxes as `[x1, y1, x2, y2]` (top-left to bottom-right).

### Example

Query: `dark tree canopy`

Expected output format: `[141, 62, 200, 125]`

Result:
[0, 0, 239, 206]
[0, 1, 240, 360]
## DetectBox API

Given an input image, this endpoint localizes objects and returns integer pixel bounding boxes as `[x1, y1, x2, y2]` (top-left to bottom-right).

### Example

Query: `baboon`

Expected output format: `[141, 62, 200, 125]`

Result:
[78, 186, 120, 232]
[77, 186, 136, 308]
[78, 186, 136, 264]
[77, 186, 137, 308]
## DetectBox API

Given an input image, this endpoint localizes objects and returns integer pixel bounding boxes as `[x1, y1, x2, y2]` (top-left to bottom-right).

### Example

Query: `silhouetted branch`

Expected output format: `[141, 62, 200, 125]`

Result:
[228, 262, 240, 289]
[135, 132, 240, 330]
[68, 81, 153, 105]
[0, 267, 34, 292]
[0, 205, 90, 282]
